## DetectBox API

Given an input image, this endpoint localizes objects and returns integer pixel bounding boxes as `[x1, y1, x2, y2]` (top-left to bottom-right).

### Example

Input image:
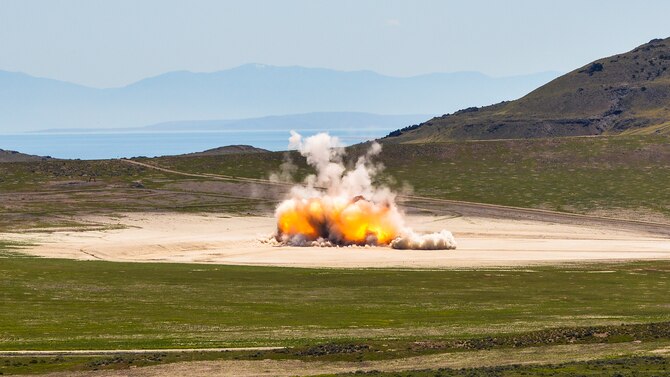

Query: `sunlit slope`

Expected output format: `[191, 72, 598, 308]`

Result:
[388, 37, 670, 142]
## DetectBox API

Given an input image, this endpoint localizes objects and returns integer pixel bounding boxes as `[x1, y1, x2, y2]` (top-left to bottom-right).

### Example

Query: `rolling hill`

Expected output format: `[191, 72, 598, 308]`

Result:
[178, 145, 269, 157]
[0, 66, 559, 132]
[386, 37, 670, 142]
[0, 149, 50, 162]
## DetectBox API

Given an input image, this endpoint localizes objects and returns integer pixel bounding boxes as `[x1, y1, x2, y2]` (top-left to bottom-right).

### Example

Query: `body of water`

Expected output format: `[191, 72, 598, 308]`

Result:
[0, 129, 391, 160]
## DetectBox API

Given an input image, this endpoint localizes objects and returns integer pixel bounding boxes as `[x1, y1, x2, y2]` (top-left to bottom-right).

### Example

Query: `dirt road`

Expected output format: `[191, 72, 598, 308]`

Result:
[30, 341, 670, 377]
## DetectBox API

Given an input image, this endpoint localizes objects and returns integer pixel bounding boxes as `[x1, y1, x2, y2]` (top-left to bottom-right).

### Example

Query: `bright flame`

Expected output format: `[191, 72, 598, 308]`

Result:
[273, 131, 456, 249]
[276, 195, 402, 246]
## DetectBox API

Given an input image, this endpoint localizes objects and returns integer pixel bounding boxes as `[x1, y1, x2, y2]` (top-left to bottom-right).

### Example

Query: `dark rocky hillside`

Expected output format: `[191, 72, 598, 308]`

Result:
[386, 37, 670, 142]
[177, 145, 269, 157]
[0, 149, 50, 163]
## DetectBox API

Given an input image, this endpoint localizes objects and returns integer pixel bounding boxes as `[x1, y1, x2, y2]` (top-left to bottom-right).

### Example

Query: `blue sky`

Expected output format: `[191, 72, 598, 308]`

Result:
[1, 0, 669, 88]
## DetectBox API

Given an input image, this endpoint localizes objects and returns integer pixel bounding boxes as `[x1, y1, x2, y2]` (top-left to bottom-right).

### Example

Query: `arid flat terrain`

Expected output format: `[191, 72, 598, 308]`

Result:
[28, 341, 670, 377]
[4, 210, 669, 268]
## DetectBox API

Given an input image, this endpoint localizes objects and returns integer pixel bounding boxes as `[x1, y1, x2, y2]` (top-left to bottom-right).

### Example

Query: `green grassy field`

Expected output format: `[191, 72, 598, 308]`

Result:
[0, 158, 271, 230]
[1, 254, 670, 374]
[379, 136, 670, 218]
[2, 256, 670, 351]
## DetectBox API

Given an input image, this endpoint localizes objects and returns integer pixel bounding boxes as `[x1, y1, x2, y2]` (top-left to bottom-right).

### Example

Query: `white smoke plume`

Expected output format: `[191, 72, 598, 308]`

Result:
[390, 230, 457, 250]
[273, 131, 456, 250]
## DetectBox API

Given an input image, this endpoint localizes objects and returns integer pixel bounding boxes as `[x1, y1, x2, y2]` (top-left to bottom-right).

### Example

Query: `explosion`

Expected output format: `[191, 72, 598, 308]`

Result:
[273, 131, 456, 250]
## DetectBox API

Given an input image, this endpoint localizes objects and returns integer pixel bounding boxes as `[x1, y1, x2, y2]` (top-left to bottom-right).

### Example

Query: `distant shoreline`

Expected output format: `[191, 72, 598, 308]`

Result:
[0, 129, 385, 160]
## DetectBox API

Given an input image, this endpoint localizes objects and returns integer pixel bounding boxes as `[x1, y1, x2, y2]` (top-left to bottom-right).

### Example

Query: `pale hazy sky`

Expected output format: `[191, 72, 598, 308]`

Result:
[1, 0, 669, 88]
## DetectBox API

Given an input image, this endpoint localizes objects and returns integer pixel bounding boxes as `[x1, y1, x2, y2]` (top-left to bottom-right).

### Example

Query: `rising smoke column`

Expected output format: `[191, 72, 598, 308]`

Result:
[274, 131, 456, 250]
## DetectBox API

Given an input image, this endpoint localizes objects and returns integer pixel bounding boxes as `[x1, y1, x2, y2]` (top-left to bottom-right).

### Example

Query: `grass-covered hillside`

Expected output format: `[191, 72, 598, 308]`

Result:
[1, 134, 668, 230]
[152, 135, 670, 221]
[387, 37, 670, 142]
[377, 136, 670, 219]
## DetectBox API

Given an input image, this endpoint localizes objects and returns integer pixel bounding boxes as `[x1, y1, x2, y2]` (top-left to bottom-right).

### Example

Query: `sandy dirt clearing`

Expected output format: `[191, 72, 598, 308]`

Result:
[31, 341, 670, 377]
[3, 212, 669, 268]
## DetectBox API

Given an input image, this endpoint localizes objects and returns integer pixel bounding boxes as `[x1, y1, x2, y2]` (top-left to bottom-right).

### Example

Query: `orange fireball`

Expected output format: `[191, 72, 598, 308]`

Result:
[276, 195, 402, 246]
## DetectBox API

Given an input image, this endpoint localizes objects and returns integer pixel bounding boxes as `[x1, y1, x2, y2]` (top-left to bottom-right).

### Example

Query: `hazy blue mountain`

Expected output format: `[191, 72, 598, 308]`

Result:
[0, 65, 561, 132]
[37, 112, 431, 134]
[144, 112, 431, 132]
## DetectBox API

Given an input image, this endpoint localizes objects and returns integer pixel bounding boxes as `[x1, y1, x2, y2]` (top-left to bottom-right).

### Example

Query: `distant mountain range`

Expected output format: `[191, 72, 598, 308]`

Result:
[37, 112, 431, 134]
[386, 37, 670, 142]
[0, 65, 560, 132]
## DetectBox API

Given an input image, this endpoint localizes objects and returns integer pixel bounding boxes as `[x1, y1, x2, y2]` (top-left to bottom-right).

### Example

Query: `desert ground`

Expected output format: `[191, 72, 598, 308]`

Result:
[4, 209, 669, 268]
[26, 342, 670, 377]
